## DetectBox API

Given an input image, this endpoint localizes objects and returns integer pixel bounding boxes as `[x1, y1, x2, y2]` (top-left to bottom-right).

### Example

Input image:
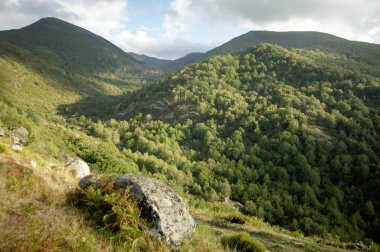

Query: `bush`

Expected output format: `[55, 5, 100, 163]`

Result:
[68, 185, 145, 241]
[0, 144, 7, 153]
[225, 213, 247, 224]
[221, 232, 267, 252]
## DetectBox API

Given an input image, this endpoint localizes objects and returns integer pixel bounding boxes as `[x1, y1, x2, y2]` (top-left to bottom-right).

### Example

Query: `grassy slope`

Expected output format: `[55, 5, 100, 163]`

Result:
[0, 17, 160, 117]
[0, 141, 112, 251]
[0, 52, 80, 114]
[0, 17, 149, 74]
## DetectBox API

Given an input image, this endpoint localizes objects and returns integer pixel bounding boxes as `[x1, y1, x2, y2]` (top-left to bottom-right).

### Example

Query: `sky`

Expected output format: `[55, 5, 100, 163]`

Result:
[0, 0, 379, 59]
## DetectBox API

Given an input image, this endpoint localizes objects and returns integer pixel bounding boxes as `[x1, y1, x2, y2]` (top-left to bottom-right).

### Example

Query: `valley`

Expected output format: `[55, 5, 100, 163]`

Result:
[0, 17, 379, 251]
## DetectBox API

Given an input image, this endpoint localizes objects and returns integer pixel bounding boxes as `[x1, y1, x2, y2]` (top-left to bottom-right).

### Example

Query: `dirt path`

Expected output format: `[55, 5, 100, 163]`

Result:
[193, 212, 361, 252]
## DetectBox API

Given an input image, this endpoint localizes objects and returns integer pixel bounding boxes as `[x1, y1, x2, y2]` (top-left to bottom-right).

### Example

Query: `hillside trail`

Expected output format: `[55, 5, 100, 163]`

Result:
[193, 212, 362, 252]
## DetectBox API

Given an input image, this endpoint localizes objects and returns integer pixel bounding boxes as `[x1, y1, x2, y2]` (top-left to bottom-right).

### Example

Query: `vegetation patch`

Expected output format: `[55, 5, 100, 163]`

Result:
[225, 213, 248, 224]
[0, 143, 7, 153]
[221, 232, 267, 252]
[68, 184, 169, 251]
[0, 155, 110, 251]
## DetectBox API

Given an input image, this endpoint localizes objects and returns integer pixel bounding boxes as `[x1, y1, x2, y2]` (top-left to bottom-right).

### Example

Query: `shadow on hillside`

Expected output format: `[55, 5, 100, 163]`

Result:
[0, 44, 161, 116]
[58, 94, 126, 120]
[57, 77, 167, 121]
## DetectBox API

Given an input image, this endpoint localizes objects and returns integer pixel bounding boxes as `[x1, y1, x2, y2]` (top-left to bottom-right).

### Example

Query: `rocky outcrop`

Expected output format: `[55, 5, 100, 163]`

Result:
[12, 127, 29, 144]
[65, 158, 91, 179]
[79, 174, 196, 248]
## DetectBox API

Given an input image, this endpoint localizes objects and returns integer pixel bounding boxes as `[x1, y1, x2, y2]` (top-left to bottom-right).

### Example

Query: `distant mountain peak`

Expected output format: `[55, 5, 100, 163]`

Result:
[0, 17, 155, 75]
[38, 17, 63, 22]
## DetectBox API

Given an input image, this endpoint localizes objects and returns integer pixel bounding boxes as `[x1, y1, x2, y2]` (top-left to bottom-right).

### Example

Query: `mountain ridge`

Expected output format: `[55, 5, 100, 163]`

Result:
[0, 17, 154, 75]
[131, 30, 380, 73]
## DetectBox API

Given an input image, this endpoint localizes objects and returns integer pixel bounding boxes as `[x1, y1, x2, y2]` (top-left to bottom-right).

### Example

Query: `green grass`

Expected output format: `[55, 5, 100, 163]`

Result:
[221, 232, 267, 252]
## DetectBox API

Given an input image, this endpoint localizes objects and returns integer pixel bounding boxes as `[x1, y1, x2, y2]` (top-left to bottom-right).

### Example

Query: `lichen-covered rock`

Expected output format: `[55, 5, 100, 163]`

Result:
[80, 174, 196, 248]
[66, 158, 90, 179]
[12, 127, 29, 144]
[12, 136, 20, 145]
[0, 128, 5, 137]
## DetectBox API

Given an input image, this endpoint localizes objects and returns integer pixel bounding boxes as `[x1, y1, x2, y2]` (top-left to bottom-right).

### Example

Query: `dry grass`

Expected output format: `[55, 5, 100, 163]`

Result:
[0, 154, 113, 251]
[179, 223, 231, 252]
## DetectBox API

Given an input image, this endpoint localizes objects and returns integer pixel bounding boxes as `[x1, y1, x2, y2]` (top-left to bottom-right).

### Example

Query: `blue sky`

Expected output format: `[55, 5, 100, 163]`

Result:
[0, 0, 379, 59]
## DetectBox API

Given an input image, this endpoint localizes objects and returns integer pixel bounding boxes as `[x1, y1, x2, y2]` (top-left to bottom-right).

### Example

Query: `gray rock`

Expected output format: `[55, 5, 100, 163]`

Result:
[11, 144, 22, 151]
[80, 174, 196, 248]
[12, 127, 29, 144]
[12, 136, 20, 144]
[66, 158, 91, 179]
[0, 128, 5, 137]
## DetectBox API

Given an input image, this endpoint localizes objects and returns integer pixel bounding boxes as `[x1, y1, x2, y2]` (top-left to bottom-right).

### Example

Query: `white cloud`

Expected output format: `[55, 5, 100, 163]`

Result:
[178, 0, 380, 43]
[60, 0, 128, 40]
[113, 29, 210, 59]
[163, 0, 199, 37]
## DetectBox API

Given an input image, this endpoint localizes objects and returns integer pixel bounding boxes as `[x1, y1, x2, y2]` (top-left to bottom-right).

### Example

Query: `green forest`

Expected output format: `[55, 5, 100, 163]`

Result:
[62, 44, 380, 242]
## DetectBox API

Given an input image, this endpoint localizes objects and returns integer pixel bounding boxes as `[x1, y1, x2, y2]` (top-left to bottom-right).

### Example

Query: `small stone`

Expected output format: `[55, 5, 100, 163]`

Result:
[11, 144, 22, 151]
[30, 160, 37, 168]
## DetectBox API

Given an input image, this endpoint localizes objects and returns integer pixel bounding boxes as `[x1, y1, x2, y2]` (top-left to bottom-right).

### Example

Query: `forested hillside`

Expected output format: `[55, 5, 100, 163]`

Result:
[71, 44, 380, 242]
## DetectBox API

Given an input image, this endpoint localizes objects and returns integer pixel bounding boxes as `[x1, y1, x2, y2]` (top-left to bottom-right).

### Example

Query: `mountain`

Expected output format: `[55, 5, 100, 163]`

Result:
[0, 17, 161, 118]
[135, 31, 380, 73]
[0, 17, 152, 74]
[1, 17, 380, 250]
[128, 52, 172, 70]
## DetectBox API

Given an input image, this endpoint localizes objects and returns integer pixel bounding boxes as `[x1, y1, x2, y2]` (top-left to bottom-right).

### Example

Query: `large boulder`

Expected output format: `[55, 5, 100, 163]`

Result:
[65, 158, 91, 179]
[79, 174, 196, 248]
[12, 127, 29, 144]
[0, 128, 5, 137]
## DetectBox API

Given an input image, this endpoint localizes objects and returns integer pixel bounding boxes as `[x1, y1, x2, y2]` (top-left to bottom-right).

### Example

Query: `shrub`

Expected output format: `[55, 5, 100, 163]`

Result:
[68, 185, 145, 241]
[221, 232, 267, 252]
[225, 213, 247, 224]
[0, 144, 7, 153]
